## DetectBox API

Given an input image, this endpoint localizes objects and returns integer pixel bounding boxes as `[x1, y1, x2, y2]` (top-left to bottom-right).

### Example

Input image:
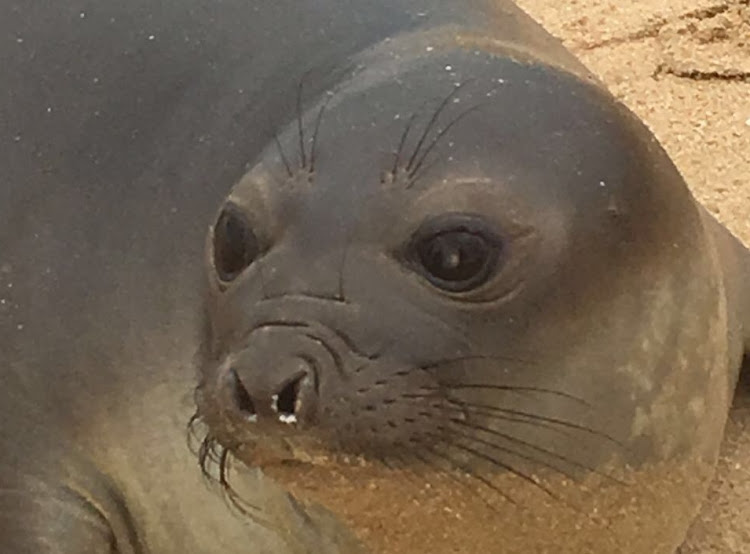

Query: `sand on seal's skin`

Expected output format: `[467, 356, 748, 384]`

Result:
[513, 1, 749, 552]
[256, 455, 714, 553]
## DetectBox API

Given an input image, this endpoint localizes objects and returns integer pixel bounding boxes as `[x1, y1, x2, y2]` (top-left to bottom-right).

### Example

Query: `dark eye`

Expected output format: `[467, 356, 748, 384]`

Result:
[213, 204, 259, 283]
[408, 215, 502, 293]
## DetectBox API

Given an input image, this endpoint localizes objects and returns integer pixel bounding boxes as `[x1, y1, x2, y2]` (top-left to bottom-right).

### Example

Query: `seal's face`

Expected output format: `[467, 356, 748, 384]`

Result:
[194, 48, 730, 550]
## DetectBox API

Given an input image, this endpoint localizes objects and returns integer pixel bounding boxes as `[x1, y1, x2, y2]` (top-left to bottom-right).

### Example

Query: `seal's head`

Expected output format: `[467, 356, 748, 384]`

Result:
[194, 44, 732, 553]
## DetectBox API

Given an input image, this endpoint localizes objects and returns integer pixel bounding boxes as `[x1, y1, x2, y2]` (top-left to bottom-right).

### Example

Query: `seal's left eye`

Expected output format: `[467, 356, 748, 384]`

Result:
[408, 215, 502, 293]
[213, 204, 259, 283]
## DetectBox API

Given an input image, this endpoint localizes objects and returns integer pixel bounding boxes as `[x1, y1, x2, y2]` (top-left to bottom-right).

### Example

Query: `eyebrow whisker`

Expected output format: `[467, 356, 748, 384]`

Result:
[405, 80, 473, 173]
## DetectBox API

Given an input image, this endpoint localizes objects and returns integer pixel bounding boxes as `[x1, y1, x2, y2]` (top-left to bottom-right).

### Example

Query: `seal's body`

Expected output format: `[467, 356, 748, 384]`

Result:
[1, 1, 748, 553]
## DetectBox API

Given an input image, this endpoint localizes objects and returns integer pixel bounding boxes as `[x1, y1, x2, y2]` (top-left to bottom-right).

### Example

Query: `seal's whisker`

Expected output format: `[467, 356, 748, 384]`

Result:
[405, 80, 472, 173]
[437, 430, 568, 503]
[296, 77, 307, 169]
[436, 430, 623, 542]
[402, 446, 501, 515]
[216, 447, 265, 520]
[197, 434, 224, 479]
[446, 425, 580, 482]
[199, 435, 228, 482]
[377, 446, 428, 493]
[447, 399, 624, 447]
[196, 435, 211, 478]
[188, 409, 227, 466]
[445, 431, 613, 524]
[217, 446, 232, 488]
[439, 383, 589, 406]
[449, 418, 627, 486]
[420, 353, 537, 369]
[189, 413, 255, 512]
[335, 235, 350, 302]
[411, 383, 588, 406]
[438, 402, 574, 438]
[273, 134, 293, 177]
[187, 411, 206, 456]
[407, 103, 485, 184]
[391, 110, 419, 177]
[450, 417, 591, 474]
[405, 155, 442, 189]
[410, 441, 509, 512]
[418, 439, 517, 507]
[375, 450, 404, 472]
[309, 93, 332, 174]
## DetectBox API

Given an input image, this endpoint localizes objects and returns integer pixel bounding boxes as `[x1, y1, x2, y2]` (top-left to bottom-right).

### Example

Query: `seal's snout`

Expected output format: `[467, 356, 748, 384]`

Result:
[227, 352, 318, 426]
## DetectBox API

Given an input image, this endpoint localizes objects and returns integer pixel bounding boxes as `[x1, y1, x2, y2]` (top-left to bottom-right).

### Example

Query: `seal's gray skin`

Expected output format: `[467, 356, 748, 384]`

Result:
[1, 1, 748, 554]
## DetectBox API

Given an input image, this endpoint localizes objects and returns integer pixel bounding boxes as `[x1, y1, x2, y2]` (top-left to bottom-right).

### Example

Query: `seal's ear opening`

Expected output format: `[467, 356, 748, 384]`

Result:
[211, 203, 260, 284]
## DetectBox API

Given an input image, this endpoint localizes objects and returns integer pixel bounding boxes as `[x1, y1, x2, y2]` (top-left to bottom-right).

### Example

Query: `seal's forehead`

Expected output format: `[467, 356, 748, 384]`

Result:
[307, 47, 648, 201]
[236, 46, 682, 256]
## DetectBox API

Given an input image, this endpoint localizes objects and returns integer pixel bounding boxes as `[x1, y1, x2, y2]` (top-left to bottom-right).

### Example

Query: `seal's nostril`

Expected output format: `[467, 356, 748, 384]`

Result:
[230, 369, 257, 419]
[275, 374, 304, 417]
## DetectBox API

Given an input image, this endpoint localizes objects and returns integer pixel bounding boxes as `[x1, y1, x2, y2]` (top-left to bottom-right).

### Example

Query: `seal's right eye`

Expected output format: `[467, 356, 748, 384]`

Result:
[406, 214, 503, 294]
[213, 204, 259, 283]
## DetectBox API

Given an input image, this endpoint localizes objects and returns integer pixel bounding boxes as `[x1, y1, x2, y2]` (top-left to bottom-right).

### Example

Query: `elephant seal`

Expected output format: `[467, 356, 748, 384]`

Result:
[1, 1, 748, 553]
